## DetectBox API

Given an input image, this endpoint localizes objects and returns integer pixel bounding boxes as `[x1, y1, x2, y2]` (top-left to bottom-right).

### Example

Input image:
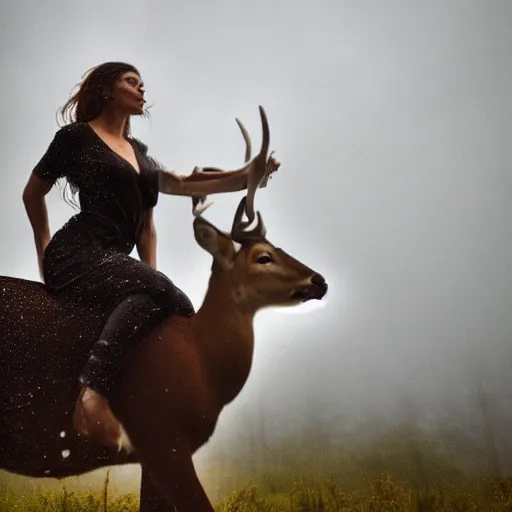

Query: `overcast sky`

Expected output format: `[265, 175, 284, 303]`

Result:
[1, 0, 511, 493]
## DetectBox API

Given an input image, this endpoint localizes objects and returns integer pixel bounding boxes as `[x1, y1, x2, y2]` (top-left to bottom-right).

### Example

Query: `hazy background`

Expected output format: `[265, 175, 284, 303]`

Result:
[0, 0, 511, 499]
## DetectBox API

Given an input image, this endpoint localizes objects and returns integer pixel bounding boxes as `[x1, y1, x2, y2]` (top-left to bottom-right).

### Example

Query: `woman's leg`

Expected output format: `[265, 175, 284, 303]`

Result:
[79, 293, 165, 399]
[74, 292, 172, 445]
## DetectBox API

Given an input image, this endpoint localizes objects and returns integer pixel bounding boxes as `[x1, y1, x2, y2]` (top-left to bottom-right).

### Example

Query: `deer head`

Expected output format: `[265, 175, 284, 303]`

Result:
[192, 107, 327, 312]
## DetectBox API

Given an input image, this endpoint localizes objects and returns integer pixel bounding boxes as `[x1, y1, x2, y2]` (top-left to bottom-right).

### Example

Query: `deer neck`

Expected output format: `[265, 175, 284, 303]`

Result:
[191, 278, 256, 404]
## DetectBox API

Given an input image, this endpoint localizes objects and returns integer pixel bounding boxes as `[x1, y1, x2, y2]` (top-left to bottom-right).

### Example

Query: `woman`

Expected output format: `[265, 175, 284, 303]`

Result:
[22, 61, 280, 445]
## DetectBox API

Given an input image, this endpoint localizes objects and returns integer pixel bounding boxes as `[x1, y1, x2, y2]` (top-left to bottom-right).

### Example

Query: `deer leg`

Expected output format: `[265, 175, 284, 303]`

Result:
[139, 468, 176, 512]
[133, 434, 214, 512]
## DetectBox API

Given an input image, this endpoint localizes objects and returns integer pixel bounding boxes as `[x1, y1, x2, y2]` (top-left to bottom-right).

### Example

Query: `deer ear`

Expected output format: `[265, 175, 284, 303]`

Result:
[193, 218, 235, 270]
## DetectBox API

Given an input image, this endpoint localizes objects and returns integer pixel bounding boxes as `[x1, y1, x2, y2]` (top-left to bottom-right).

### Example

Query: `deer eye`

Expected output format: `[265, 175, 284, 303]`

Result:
[256, 254, 273, 264]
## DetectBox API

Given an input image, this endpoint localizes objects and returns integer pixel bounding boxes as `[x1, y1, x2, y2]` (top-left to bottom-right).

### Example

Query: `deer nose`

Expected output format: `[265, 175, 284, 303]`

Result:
[311, 273, 328, 295]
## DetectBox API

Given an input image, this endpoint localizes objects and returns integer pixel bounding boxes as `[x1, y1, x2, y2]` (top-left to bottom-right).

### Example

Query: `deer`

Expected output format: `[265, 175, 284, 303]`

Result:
[0, 106, 328, 511]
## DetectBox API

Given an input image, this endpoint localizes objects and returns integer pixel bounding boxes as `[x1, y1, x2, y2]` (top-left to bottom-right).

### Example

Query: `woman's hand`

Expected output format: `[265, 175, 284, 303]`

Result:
[259, 152, 281, 189]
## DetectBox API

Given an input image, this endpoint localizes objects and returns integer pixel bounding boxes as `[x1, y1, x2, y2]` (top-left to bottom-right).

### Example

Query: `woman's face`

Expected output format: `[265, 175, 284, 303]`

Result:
[109, 71, 146, 115]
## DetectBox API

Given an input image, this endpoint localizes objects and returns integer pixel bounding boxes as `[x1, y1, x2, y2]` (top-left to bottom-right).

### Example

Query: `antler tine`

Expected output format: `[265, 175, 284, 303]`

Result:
[235, 118, 252, 163]
[258, 105, 270, 159]
[230, 196, 248, 237]
[191, 166, 216, 217]
[244, 106, 270, 224]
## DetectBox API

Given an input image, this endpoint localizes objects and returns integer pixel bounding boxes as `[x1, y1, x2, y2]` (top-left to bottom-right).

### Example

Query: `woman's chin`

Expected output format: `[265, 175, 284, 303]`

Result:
[127, 106, 145, 116]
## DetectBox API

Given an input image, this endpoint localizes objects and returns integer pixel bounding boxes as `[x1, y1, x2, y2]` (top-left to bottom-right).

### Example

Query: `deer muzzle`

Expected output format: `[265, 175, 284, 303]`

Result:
[290, 273, 328, 302]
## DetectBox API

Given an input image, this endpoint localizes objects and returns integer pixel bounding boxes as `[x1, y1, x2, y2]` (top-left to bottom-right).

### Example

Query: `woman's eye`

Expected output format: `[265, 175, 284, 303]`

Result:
[257, 255, 272, 264]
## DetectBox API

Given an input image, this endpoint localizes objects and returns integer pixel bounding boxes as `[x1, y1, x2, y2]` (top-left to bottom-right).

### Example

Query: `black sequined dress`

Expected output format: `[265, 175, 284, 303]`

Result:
[32, 122, 194, 398]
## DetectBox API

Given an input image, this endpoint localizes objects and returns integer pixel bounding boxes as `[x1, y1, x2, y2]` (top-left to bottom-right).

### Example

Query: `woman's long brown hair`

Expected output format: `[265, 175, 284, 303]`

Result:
[55, 62, 148, 208]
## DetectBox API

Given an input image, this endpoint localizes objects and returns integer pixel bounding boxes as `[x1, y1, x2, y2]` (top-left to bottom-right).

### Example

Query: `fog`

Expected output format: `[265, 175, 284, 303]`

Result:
[0, 0, 511, 498]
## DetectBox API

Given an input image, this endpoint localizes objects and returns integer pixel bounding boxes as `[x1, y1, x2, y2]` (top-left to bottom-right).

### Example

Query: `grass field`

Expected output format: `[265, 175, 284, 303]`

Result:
[0, 472, 511, 511]
[1, 421, 511, 512]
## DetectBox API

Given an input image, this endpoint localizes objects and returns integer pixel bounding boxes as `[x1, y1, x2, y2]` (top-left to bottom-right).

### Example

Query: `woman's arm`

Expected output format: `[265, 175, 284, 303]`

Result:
[136, 208, 157, 269]
[22, 173, 53, 282]
[157, 156, 280, 197]
[157, 167, 248, 197]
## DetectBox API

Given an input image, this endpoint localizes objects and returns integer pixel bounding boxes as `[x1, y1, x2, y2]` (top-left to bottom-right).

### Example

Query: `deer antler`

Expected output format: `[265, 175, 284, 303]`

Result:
[230, 106, 270, 243]
[192, 112, 255, 218]
[235, 117, 252, 163]
[230, 196, 267, 243]
[243, 106, 270, 224]
[193, 105, 271, 245]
